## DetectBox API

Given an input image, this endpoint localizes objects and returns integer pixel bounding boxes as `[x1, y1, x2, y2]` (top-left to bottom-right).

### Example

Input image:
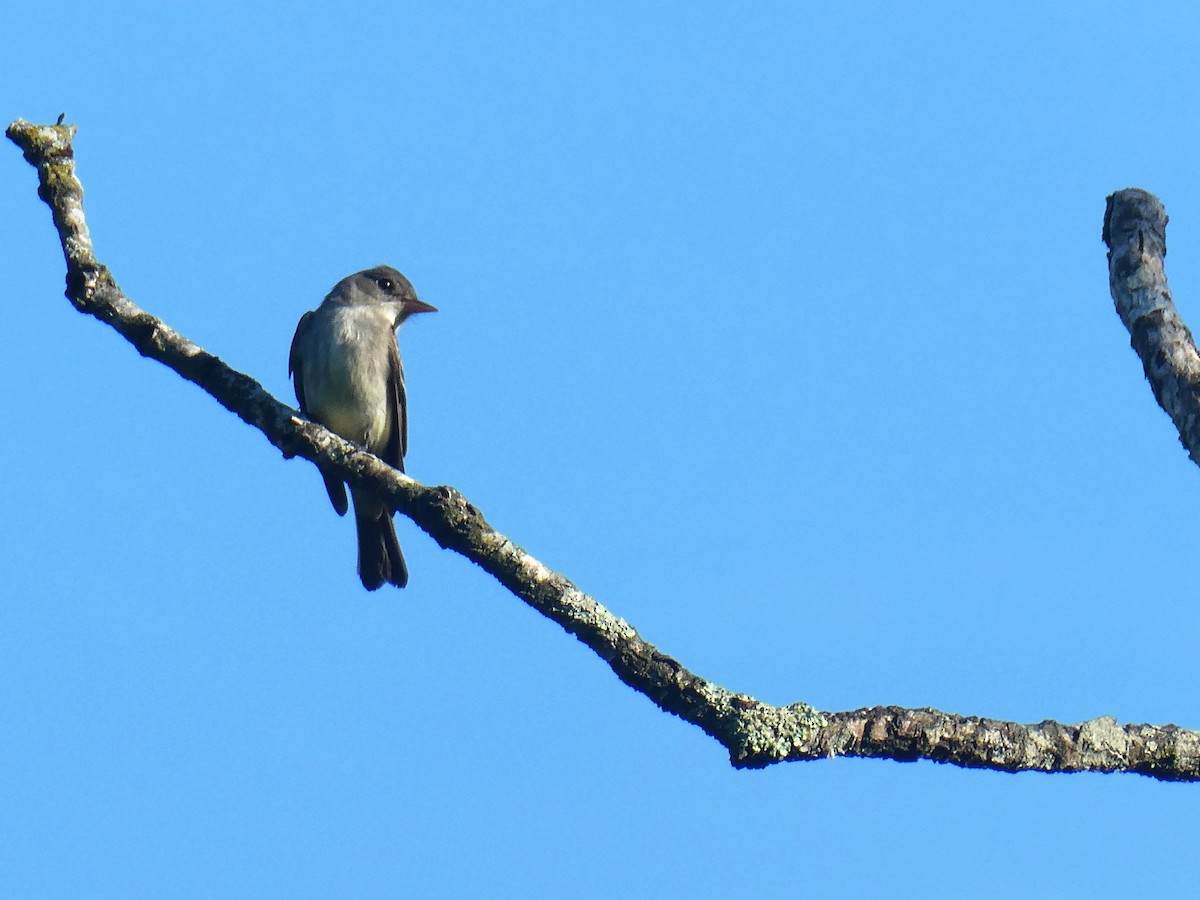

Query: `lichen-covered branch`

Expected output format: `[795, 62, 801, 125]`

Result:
[1104, 189, 1200, 467]
[9, 119, 1199, 782]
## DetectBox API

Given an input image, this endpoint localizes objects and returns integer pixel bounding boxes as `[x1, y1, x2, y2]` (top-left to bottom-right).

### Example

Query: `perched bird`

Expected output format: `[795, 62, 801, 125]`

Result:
[289, 265, 436, 589]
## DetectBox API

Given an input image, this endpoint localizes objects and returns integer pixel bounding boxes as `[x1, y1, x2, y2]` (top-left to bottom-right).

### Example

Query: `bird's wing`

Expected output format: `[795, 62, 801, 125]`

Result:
[385, 336, 407, 473]
[289, 309, 349, 516]
[288, 310, 315, 413]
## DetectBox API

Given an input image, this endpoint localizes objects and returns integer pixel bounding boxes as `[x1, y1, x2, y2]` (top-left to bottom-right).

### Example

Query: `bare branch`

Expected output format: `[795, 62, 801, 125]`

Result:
[1104, 189, 1200, 466]
[9, 118, 1199, 781]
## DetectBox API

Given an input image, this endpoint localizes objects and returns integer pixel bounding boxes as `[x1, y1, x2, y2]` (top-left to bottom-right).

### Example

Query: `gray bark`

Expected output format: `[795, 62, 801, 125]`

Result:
[1104, 189, 1200, 465]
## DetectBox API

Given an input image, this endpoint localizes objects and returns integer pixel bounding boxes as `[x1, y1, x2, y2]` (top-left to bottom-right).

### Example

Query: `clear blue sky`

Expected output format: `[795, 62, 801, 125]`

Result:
[5, 3, 1200, 896]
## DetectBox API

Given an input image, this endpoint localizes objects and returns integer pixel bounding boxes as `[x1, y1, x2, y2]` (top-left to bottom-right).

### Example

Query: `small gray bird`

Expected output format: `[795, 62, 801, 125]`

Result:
[289, 266, 436, 590]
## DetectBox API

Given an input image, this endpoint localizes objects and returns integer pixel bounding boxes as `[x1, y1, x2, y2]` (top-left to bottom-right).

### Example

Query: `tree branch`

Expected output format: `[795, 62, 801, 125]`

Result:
[1104, 188, 1200, 467]
[10, 118, 1199, 781]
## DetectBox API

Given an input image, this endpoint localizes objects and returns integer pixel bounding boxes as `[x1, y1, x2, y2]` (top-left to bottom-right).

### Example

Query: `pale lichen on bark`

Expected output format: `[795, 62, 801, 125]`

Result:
[9, 118, 1200, 781]
[725, 699, 829, 767]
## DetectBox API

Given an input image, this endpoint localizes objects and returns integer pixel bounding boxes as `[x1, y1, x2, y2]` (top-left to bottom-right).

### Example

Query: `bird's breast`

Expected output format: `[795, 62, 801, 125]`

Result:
[301, 308, 397, 451]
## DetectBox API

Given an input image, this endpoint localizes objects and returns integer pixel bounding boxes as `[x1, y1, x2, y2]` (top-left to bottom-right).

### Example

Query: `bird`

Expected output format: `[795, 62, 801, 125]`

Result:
[289, 265, 436, 589]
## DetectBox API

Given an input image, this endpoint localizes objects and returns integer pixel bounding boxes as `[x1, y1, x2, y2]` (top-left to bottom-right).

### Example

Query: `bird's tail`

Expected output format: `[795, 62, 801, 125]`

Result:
[354, 499, 408, 590]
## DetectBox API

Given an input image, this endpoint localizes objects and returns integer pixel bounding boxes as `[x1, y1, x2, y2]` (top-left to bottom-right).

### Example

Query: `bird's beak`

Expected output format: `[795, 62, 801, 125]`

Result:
[404, 298, 438, 315]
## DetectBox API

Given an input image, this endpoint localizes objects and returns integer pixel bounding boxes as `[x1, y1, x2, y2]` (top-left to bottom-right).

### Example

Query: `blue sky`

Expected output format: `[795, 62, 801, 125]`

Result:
[5, 3, 1200, 896]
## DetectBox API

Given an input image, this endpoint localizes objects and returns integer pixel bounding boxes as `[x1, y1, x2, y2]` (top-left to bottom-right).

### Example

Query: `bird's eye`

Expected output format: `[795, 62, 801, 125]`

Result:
[376, 277, 394, 291]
